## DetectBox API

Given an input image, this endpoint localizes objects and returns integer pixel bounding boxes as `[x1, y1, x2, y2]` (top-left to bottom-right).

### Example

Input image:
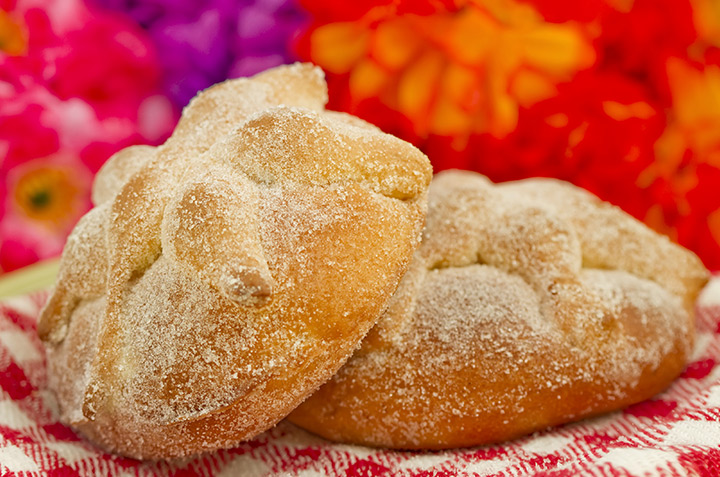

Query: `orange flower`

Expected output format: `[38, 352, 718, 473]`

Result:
[302, 0, 720, 268]
[308, 0, 595, 140]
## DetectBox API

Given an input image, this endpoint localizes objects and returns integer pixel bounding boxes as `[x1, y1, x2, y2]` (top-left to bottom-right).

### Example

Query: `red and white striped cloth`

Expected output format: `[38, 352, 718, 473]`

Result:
[1, 281, 719, 477]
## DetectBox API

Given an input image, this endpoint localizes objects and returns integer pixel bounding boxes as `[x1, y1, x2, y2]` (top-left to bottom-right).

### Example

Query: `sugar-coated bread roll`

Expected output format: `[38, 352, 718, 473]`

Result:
[37, 64, 432, 459]
[289, 170, 709, 449]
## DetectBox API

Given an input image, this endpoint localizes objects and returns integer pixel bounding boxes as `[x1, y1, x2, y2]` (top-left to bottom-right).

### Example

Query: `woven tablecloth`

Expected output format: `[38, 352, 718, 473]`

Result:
[1, 280, 719, 477]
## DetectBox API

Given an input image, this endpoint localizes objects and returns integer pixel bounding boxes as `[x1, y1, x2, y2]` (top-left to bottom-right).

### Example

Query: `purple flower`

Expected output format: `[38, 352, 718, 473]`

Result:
[94, 0, 308, 108]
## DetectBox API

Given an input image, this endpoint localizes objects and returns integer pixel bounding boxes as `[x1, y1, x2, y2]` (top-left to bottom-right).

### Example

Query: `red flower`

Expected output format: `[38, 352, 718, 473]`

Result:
[596, 0, 697, 105]
[640, 57, 720, 268]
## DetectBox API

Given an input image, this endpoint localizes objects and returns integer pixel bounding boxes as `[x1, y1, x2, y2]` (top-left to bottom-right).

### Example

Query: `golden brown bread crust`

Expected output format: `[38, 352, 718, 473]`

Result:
[37, 63, 432, 459]
[288, 170, 709, 449]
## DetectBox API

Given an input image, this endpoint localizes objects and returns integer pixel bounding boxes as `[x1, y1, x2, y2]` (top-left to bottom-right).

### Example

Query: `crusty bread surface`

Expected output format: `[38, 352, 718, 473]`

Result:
[38, 63, 432, 459]
[288, 170, 709, 449]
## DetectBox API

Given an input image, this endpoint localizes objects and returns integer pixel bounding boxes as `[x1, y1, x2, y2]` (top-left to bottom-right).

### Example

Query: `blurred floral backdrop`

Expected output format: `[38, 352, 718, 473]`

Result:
[1, 0, 719, 273]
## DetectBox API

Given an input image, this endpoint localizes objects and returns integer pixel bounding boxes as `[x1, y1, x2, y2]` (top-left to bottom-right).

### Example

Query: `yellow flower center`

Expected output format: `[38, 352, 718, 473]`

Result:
[13, 166, 82, 227]
[0, 10, 27, 56]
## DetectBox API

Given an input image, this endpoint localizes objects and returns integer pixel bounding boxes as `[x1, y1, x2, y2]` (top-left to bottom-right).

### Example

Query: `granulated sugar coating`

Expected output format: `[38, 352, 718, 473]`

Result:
[289, 170, 709, 449]
[37, 63, 432, 460]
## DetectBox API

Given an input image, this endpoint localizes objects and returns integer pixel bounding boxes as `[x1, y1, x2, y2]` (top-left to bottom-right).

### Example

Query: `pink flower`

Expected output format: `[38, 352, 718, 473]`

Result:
[0, 0, 178, 273]
[0, 153, 92, 273]
[48, 14, 162, 119]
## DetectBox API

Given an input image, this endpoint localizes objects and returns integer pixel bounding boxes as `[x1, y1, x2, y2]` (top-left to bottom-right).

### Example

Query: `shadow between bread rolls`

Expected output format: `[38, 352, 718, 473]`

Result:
[37, 64, 432, 459]
[288, 170, 709, 449]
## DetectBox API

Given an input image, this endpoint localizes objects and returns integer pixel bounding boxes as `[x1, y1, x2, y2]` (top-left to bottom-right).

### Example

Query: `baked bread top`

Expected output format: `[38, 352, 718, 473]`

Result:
[38, 63, 432, 459]
[289, 169, 709, 448]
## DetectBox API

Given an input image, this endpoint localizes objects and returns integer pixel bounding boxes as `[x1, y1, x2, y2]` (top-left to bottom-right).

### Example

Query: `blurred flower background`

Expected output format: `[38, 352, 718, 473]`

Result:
[1, 0, 719, 273]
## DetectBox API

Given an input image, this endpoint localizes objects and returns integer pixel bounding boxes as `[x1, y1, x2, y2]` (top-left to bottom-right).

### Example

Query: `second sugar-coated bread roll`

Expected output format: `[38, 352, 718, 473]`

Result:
[289, 169, 708, 449]
[37, 64, 432, 459]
